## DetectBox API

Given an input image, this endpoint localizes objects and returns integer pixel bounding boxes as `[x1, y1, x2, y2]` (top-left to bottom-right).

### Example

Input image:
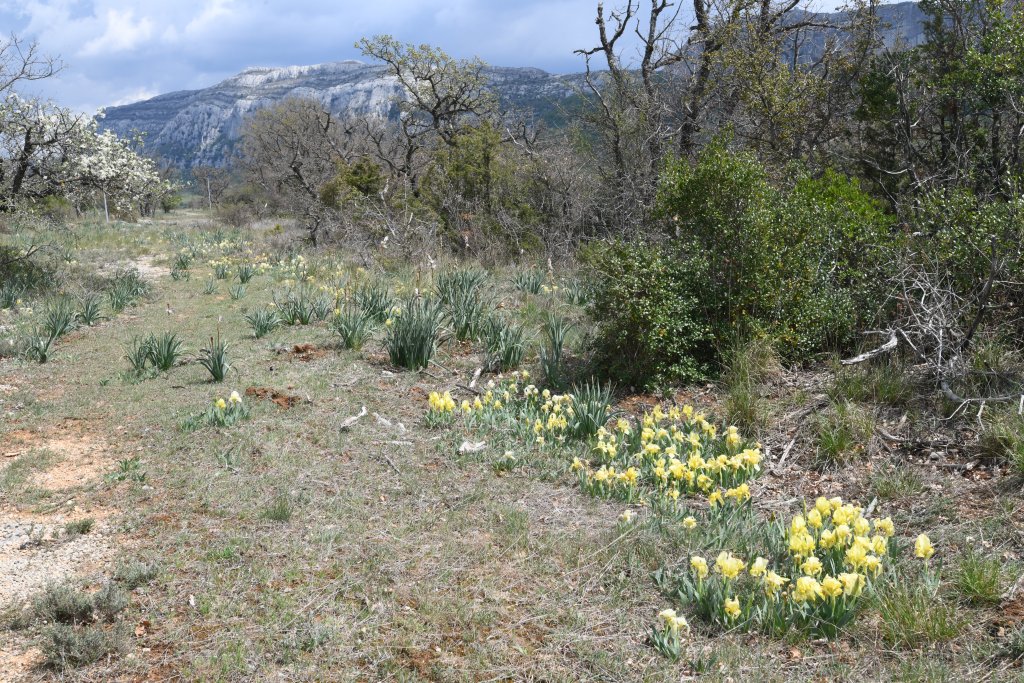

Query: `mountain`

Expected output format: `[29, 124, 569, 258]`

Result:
[100, 61, 586, 168]
[101, 2, 927, 168]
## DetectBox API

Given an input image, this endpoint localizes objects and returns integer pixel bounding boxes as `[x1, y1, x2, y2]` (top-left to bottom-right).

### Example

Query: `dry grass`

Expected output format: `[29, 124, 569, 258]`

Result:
[1, 215, 1023, 681]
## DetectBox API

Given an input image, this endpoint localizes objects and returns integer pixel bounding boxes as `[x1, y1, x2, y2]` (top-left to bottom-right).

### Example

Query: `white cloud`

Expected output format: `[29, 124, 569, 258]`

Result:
[107, 86, 159, 106]
[79, 8, 154, 56]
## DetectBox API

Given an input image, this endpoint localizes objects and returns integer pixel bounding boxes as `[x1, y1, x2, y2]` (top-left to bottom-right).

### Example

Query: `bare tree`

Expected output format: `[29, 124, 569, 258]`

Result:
[239, 98, 362, 244]
[190, 165, 231, 210]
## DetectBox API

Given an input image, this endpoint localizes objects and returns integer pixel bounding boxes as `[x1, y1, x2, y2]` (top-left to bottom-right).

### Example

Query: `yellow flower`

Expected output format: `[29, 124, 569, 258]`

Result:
[821, 576, 844, 600]
[682, 516, 697, 530]
[724, 597, 741, 619]
[658, 608, 679, 628]
[791, 515, 807, 535]
[793, 576, 823, 603]
[750, 557, 769, 577]
[853, 517, 871, 537]
[839, 572, 865, 597]
[801, 556, 823, 576]
[708, 490, 724, 507]
[714, 551, 745, 580]
[618, 510, 634, 523]
[863, 554, 882, 577]
[845, 544, 867, 570]
[915, 533, 935, 560]
[724, 483, 751, 504]
[807, 508, 823, 529]
[789, 531, 816, 557]
[815, 497, 832, 517]
[874, 517, 895, 537]
[571, 458, 584, 472]
[872, 535, 888, 556]
[215, 398, 227, 410]
[763, 570, 789, 595]
[690, 556, 709, 580]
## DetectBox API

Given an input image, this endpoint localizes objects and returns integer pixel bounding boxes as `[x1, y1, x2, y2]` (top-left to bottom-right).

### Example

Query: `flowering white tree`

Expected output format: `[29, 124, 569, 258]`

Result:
[0, 34, 169, 219]
[63, 118, 164, 221]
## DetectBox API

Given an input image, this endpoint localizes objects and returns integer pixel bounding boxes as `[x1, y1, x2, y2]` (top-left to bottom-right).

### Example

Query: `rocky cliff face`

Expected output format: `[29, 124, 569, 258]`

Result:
[101, 2, 926, 168]
[100, 61, 585, 168]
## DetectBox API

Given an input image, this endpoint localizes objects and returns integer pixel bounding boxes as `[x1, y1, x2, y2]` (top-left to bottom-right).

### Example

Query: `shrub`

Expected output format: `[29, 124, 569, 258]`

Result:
[353, 282, 394, 323]
[124, 335, 153, 375]
[589, 145, 895, 388]
[657, 145, 894, 363]
[244, 308, 280, 339]
[483, 316, 526, 372]
[952, 548, 1005, 605]
[386, 297, 443, 370]
[513, 269, 544, 295]
[32, 584, 93, 625]
[539, 313, 574, 389]
[149, 332, 184, 371]
[124, 332, 184, 375]
[43, 623, 126, 669]
[21, 327, 57, 363]
[436, 267, 487, 306]
[263, 495, 294, 522]
[42, 296, 77, 340]
[91, 583, 129, 621]
[979, 412, 1024, 472]
[199, 332, 230, 382]
[274, 287, 316, 325]
[114, 561, 159, 590]
[569, 379, 613, 439]
[330, 304, 376, 350]
[588, 242, 715, 388]
[106, 268, 148, 312]
[878, 582, 963, 648]
[75, 293, 104, 326]
[64, 518, 94, 537]
[236, 263, 257, 283]
[722, 339, 780, 435]
[228, 284, 246, 300]
[814, 401, 875, 468]
[446, 287, 490, 342]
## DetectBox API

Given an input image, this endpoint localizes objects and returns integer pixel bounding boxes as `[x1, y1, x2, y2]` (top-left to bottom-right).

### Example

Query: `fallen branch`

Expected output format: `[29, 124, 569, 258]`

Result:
[841, 333, 898, 365]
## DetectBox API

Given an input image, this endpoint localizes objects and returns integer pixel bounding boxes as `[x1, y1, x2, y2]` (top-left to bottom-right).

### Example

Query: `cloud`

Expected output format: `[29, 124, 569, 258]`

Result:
[79, 8, 154, 56]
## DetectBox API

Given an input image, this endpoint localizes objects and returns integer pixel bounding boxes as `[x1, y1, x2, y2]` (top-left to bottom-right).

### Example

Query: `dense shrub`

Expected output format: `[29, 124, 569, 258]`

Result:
[589, 144, 897, 387]
[588, 242, 716, 387]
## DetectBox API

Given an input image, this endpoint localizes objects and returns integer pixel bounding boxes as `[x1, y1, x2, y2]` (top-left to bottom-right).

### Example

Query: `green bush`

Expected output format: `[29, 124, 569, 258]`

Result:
[588, 242, 715, 388]
[588, 143, 896, 388]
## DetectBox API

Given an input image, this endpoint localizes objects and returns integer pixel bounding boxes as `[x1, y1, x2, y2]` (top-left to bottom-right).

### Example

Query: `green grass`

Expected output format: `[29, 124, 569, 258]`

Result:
[877, 583, 964, 649]
[951, 548, 1006, 605]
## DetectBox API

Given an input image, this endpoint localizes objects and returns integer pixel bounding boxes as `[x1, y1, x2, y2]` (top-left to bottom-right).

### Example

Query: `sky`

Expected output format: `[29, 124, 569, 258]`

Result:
[0, 0, 619, 112]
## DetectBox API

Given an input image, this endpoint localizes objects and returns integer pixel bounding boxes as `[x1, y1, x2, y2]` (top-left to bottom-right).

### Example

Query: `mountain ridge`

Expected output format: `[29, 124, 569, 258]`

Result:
[101, 1, 926, 168]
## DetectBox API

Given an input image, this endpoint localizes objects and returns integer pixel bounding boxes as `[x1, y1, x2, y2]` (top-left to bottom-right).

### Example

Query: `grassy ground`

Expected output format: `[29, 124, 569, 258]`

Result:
[1, 215, 1023, 681]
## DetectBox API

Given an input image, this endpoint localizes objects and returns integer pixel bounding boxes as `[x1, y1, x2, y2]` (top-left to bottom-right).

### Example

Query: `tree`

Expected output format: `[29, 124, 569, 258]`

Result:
[239, 98, 363, 244]
[855, 0, 1024, 200]
[574, 0, 880, 231]
[357, 35, 499, 194]
[62, 122, 164, 222]
[191, 165, 232, 210]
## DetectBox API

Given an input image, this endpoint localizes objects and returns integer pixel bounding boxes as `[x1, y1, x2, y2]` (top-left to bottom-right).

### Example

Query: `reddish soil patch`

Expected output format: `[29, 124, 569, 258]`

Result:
[278, 343, 329, 362]
[245, 386, 302, 409]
